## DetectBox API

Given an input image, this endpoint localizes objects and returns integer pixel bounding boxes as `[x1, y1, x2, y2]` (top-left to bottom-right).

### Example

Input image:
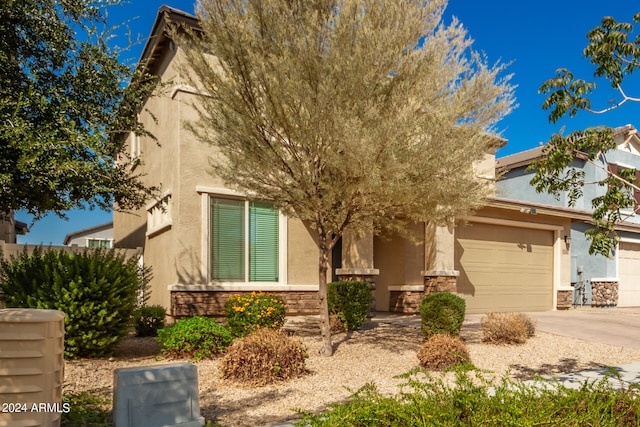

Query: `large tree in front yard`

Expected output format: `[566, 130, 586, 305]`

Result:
[0, 0, 157, 220]
[182, 0, 514, 355]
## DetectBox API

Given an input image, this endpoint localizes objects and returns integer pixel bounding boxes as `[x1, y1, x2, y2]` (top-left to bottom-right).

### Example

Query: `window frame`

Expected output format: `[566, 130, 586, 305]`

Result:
[86, 238, 113, 249]
[201, 188, 287, 286]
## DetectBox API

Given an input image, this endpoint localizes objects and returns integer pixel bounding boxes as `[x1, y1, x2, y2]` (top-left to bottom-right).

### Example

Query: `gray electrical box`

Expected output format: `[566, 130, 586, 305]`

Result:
[113, 363, 204, 427]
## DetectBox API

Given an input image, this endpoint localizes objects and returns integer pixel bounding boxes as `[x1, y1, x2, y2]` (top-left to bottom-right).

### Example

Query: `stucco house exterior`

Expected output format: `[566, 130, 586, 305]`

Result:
[63, 222, 114, 248]
[496, 124, 640, 308]
[0, 212, 28, 244]
[114, 6, 575, 318]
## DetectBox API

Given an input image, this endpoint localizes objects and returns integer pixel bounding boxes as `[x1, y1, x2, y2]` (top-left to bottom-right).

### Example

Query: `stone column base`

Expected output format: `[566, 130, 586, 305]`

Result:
[335, 268, 379, 317]
[591, 279, 618, 307]
[556, 288, 572, 310]
[421, 270, 459, 295]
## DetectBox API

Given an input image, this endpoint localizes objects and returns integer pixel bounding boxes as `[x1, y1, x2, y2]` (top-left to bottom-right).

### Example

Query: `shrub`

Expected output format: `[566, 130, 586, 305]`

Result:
[417, 334, 471, 370]
[327, 281, 371, 331]
[419, 292, 466, 338]
[133, 305, 166, 337]
[481, 312, 536, 344]
[329, 313, 347, 334]
[0, 247, 150, 358]
[225, 292, 286, 337]
[220, 328, 308, 386]
[157, 316, 233, 360]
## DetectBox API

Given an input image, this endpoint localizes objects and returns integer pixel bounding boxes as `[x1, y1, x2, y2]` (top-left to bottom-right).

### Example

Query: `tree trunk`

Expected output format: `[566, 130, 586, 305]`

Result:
[318, 236, 333, 356]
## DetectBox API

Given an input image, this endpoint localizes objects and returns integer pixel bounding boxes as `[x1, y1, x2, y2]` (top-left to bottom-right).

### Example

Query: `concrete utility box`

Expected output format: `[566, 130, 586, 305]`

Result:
[0, 308, 66, 427]
[113, 363, 204, 427]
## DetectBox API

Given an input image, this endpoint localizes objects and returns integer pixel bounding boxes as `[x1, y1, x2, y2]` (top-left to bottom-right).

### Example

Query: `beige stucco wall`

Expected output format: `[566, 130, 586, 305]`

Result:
[114, 43, 322, 310]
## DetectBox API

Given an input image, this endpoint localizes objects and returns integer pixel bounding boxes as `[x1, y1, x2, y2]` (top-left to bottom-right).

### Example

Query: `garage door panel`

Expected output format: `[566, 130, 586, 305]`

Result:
[455, 222, 554, 313]
[618, 242, 640, 307]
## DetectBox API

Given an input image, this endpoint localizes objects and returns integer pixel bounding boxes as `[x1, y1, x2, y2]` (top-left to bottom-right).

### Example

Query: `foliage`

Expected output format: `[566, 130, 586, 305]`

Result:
[62, 388, 111, 427]
[220, 328, 308, 386]
[419, 292, 466, 338]
[296, 367, 640, 426]
[0, 0, 158, 219]
[225, 292, 286, 337]
[133, 305, 166, 337]
[0, 247, 149, 358]
[327, 281, 371, 331]
[156, 316, 233, 360]
[417, 334, 471, 370]
[481, 312, 536, 345]
[329, 313, 347, 334]
[533, 12, 640, 256]
[180, 0, 514, 354]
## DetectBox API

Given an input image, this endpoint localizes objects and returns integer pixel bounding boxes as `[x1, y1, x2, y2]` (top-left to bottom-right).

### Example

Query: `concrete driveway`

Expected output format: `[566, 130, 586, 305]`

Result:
[466, 308, 640, 349]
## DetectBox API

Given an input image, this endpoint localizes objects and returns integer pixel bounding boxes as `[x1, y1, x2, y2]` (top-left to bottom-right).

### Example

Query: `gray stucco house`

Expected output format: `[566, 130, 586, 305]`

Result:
[496, 124, 640, 307]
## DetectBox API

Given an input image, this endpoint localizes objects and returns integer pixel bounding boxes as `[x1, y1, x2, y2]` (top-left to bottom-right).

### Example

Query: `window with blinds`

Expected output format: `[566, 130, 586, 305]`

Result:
[210, 197, 279, 282]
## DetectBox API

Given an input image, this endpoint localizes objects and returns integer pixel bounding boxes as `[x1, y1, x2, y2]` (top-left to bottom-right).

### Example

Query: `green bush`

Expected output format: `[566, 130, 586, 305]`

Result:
[296, 367, 640, 426]
[327, 281, 371, 331]
[225, 292, 286, 337]
[0, 247, 150, 358]
[133, 305, 166, 337]
[419, 292, 466, 338]
[157, 316, 233, 360]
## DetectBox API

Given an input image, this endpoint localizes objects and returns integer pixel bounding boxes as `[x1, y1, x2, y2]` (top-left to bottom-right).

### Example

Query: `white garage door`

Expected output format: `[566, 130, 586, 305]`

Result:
[455, 222, 554, 313]
[618, 242, 640, 307]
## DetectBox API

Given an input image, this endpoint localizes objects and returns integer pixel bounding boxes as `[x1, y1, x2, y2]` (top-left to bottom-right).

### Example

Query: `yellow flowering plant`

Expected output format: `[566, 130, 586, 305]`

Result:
[225, 292, 286, 337]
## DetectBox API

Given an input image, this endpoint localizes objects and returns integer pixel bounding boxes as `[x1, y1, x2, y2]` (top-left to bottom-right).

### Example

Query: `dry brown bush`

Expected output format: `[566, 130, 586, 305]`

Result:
[481, 312, 536, 345]
[330, 313, 346, 334]
[220, 328, 308, 386]
[417, 334, 470, 370]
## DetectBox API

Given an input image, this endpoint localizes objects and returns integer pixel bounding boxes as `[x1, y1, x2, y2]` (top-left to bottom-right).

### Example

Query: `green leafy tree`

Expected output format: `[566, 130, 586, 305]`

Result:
[532, 12, 640, 256]
[0, 0, 157, 220]
[181, 0, 514, 355]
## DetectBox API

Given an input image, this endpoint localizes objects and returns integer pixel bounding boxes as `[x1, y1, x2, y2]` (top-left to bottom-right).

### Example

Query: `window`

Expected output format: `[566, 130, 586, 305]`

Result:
[210, 197, 279, 282]
[130, 132, 140, 159]
[87, 239, 112, 248]
[146, 193, 172, 237]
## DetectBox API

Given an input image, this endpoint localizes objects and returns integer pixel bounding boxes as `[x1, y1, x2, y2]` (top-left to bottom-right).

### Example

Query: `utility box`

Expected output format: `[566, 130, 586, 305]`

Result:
[0, 308, 66, 427]
[113, 363, 204, 427]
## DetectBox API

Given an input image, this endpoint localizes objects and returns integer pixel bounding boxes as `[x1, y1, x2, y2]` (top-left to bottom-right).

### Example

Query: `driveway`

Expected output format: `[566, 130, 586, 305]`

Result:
[466, 308, 640, 349]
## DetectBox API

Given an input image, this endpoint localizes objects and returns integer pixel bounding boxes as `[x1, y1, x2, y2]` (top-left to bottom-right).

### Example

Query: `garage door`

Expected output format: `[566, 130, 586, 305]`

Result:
[454, 222, 554, 313]
[618, 242, 640, 307]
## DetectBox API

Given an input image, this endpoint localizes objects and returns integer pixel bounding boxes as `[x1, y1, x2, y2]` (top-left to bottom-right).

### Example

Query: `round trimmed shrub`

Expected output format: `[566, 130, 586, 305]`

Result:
[420, 292, 466, 338]
[417, 334, 471, 370]
[133, 305, 166, 337]
[0, 247, 150, 358]
[220, 328, 308, 386]
[157, 316, 233, 360]
[327, 281, 371, 331]
[225, 292, 286, 337]
[481, 312, 536, 344]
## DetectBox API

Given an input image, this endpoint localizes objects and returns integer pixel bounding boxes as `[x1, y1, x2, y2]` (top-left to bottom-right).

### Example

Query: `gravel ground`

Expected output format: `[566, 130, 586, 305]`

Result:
[63, 315, 640, 427]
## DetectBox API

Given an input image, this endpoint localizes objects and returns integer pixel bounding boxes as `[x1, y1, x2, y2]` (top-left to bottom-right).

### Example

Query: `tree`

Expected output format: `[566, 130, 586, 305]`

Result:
[181, 0, 514, 355]
[0, 0, 157, 220]
[532, 12, 640, 257]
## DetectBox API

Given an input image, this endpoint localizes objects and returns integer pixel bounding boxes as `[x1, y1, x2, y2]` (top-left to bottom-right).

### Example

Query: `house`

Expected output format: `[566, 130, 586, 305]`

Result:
[114, 6, 573, 318]
[63, 222, 114, 248]
[496, 124, 640, 308]
[0, 212, 28, 244]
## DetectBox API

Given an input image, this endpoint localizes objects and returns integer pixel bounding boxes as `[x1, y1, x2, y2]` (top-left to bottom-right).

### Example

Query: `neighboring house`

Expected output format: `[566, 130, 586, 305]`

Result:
[63, 222, 114, 248]
[0, 212, 28, 244]
[114, 6, 575, 318]
[496, 124, 640, 308]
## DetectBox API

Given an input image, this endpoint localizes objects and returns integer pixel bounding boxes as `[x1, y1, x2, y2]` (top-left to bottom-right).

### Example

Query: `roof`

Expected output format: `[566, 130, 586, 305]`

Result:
[496, 124, 639, 173]
[63, 222, 113, 245]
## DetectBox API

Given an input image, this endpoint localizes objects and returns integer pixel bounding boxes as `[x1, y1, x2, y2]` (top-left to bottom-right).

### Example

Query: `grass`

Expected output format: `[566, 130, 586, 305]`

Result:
[295, 366, 640, 427]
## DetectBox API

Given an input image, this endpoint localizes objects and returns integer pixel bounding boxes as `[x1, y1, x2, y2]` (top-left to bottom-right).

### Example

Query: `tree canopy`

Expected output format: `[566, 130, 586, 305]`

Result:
[531, 12, 640, 256]
[181, 0, 514, 354]
[0, 0, 157, 220]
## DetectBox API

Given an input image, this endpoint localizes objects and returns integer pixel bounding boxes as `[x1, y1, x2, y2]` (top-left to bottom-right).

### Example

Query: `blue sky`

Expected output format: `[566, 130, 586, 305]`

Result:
[18, 0, 640, 244]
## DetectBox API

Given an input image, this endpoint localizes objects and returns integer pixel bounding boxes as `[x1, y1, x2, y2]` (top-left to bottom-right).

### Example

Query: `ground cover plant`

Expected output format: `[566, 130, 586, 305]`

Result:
[419, 292, 466, 338]
[0, 247, 150, 358]
[156, 315, 233, 360]
[482, 312, 536, 344]
[296, 367, 640, 426]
